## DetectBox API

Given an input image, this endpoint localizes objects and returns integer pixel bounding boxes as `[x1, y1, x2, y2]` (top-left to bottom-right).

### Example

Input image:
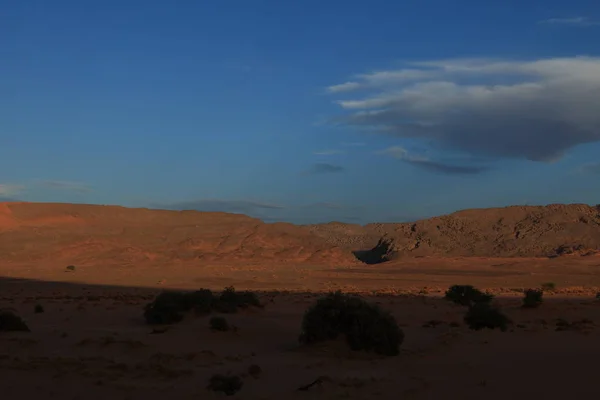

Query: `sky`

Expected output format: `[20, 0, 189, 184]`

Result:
[2, 0, 600, 224]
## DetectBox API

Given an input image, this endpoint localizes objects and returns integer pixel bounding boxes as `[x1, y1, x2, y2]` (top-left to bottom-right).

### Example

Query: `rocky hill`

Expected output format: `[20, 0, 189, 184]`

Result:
[308, 204, 600, 258]
[0, 202, 357, 266]
[2, 202, 600, 266]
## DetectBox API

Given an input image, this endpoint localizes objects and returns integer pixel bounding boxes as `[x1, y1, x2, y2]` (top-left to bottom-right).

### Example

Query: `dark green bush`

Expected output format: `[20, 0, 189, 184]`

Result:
[522, 289, 543, 308]
[299, 291, 403, 356]
[34, 304, 44, 314]
[66, 265, 76, 272]
[0, 310, 30, 332]
[210, 316, 230, 331]
[464, 302, 510, 331]
[444, 285, 493, 306]
[208, 374, 243, 396]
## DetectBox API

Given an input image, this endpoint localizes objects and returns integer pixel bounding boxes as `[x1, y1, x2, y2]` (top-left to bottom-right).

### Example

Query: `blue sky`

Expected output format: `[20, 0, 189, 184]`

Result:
[2, 0, 600, 224]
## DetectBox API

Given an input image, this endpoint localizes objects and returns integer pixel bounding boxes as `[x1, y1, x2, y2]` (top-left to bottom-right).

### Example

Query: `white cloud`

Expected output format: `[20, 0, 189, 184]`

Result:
[539, 17, 599, 26]
[327, 81, 362, 93]
[0, 184, 24, 197]
[326, 70, 437, 93]
[328, 57, 600, 161]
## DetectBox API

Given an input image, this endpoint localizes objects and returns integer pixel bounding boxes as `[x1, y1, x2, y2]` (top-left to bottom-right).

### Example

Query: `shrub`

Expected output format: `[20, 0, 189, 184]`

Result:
[208, 374, 243, 396]
[444, 285, 493, 306]
[464, 302, 509, 331]
[299, 291, 403, 356]
[143, 291, 186, 325]
[209, 316, 230, 332]
[185, 289, 215, 315]
[34, 304, 44, 314]
[143, 287, 262, 324]
[214, 286, 261, 314]
[541, 282, 556, 292]
[0, 310, 30, 332]
[66, 265, 76, 272]
[522, 289, 543, 308]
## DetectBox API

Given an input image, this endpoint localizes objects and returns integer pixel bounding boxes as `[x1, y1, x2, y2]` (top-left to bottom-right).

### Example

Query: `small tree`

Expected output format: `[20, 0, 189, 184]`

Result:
[522, 289, 543, 308]
[299, 291, 403, 356]
[444, 285, 493, 306]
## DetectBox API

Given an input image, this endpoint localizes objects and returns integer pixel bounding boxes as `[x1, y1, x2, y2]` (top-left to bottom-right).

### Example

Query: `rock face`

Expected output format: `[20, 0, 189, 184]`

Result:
[352, 236, 397, 264]
[309, 204, 600, 258]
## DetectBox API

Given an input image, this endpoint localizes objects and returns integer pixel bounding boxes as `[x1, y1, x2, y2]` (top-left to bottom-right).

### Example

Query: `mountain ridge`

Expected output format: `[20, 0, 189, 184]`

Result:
[1, 202, 600, 262]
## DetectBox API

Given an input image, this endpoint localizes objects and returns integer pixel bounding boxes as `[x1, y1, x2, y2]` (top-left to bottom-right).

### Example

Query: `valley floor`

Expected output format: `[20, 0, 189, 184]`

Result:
[1, 257, 600, 399]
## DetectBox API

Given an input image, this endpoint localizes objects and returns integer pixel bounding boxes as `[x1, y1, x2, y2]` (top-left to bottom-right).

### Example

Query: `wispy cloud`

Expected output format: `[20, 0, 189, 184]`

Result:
[378, 146, 489, 175]
[312, 149, 345, 156]
[538, 17, 599, 26]
[0, 184, 25, 197]
[327, 81, 362, 93]
[307, 163, 345, 174]
[327, 57, 600, 162]
[326, 70, 437, 93]
[38, 180, 92, 193]
[159, 199, 284, 215]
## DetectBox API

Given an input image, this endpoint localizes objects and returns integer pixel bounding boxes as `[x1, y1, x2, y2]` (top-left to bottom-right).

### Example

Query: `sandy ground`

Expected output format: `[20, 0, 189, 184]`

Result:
[3, 254, 600, 292]
[2, 258, 600, 399]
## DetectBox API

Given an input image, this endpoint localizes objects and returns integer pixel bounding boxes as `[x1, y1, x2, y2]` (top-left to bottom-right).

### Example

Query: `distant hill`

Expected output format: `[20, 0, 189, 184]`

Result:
[1, 202, 599, 265]
[0, 202, 356, 266]
[308, 204, 600, 258]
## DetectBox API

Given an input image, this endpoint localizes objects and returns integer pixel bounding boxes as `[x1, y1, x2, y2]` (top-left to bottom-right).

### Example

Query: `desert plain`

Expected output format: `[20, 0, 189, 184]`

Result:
[2, 201, 600, 399]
